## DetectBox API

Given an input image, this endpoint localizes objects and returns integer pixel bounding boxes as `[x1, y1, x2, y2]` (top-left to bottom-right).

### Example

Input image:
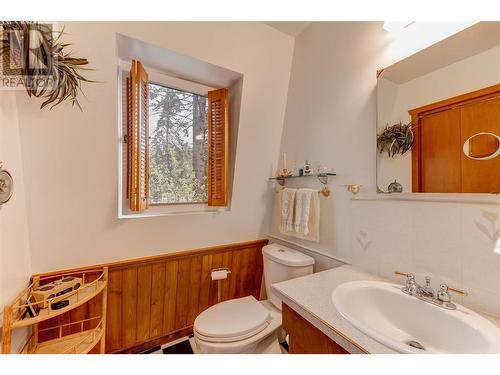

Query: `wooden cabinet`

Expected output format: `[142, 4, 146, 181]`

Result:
[410, 84, 500, 193]
[460, 97, 500, 193]
[282, 303, 349, 354]
[420, 108, 462, 193]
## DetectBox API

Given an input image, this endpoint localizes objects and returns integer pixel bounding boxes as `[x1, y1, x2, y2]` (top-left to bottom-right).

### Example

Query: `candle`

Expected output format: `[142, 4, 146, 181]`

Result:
[283, 152, 287, 171]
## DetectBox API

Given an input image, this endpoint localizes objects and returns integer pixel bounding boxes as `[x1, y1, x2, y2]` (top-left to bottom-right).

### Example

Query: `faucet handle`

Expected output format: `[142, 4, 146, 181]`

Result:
[400, 273, 417, 295]
[395, 271, 415, 288]
[437, 284, 451, 302]
[447, 285, 468, 296]
[437, 283, 468, 297]
[394, 271, 414, 280]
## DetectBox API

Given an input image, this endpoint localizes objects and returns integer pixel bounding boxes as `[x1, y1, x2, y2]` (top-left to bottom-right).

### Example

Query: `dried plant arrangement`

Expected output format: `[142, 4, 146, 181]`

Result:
[377, 121, 414, 157]
[0, 22, 92, 110]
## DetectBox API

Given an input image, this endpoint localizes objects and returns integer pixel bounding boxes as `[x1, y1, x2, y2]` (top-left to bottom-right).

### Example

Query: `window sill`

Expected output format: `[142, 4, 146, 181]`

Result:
[118, 202, 229, 219]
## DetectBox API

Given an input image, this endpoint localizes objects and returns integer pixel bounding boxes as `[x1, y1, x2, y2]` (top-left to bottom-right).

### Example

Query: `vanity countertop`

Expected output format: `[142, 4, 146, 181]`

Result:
[271, 265, 500, 354]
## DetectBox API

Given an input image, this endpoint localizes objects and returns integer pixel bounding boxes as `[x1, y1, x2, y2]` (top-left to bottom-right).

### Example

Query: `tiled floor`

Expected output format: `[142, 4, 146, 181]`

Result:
[143, 335, 289, 354]
[142, 336, 194, 354]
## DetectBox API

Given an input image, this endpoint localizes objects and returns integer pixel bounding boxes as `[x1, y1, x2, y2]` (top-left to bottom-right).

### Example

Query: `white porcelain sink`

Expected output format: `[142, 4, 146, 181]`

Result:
[332, 280, 500, 353]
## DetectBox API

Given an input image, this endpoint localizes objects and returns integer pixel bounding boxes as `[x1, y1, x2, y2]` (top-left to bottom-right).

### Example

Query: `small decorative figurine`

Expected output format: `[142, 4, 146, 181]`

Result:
[278, 169, 293, 178]
[304, 160, 312, 174]
[278, 152, 293, 177]
[347, 184, 362, 194]
[388, 180, 403, 193]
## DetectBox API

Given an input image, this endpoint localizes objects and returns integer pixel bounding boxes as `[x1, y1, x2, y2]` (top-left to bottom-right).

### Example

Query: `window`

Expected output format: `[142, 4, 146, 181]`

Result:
[120, 60, 229, 215]
[149, 83, 208, 205]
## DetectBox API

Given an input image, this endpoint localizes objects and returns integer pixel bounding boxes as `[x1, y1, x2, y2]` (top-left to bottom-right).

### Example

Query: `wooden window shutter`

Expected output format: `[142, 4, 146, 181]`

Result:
[208, 88, 229, 207]
[126, 60, 150, 211]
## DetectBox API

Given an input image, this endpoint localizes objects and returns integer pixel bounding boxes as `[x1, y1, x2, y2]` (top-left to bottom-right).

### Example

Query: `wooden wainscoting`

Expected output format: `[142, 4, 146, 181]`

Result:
[33, 239, 268, 353]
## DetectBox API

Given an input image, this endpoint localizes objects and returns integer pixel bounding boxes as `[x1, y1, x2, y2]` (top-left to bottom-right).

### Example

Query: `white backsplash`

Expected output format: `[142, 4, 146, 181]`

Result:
[350, 199, 500, 318]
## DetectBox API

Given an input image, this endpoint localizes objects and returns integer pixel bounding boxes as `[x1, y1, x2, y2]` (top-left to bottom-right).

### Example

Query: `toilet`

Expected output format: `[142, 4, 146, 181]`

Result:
[191, 244, 315, 354]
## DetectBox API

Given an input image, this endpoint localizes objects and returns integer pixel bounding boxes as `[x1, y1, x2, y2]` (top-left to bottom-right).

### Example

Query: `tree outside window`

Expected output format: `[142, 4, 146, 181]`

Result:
[148, 83, 208, 204]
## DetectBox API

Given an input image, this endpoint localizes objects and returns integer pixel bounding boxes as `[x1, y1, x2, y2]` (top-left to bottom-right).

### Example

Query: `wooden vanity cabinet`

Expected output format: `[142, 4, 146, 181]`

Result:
[282, 303, 349, 354]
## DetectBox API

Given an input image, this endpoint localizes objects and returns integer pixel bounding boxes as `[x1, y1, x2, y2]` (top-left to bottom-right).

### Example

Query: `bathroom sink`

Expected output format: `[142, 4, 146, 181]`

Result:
[332, 280, 500, 353]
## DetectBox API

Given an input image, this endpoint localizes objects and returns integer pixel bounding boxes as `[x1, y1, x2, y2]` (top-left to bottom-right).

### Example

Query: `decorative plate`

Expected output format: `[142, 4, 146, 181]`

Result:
[0, 169, 13, 205]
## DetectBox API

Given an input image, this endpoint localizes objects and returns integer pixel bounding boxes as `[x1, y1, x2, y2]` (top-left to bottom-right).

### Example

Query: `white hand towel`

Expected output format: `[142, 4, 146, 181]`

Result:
[294, 188, 320, 242]
[279, 188, 296, 234]
[294, 188, 313, 235]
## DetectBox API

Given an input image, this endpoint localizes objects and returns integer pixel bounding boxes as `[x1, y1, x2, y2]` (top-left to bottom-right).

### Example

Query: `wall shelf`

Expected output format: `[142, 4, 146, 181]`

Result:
[269, 173, 336, 186]
[1, 268, 108, 354]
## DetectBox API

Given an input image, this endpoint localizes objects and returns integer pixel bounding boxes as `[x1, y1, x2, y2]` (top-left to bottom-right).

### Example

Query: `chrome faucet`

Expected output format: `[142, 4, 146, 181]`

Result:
[420, 276, 435, 298]
[395, 272, 467, 310]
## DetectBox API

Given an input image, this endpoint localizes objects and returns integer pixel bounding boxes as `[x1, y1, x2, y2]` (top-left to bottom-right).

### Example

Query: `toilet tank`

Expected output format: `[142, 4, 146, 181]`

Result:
[262, 244, 315, 310]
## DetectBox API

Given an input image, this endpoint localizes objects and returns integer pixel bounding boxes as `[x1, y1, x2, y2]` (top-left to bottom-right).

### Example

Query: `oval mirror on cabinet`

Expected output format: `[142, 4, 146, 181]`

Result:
[462, 132, 500, 161]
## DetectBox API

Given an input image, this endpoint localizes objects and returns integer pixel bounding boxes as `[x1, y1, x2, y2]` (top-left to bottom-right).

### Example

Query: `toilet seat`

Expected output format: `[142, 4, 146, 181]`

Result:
[194, 296, 271, 343]
[194, 322, 269, 343]
[193, 299, 283, 354]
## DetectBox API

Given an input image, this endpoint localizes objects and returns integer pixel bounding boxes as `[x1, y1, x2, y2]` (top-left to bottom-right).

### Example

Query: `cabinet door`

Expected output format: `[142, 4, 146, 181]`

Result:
[282, 303, 349, 354]
[460, 97, 500, 193]
[421, 108, 462, 192]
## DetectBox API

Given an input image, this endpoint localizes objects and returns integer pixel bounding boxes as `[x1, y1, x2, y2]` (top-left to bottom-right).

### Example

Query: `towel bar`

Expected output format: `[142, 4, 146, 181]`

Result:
[270, 172, 335, 197]
[276, 186, 331, 197]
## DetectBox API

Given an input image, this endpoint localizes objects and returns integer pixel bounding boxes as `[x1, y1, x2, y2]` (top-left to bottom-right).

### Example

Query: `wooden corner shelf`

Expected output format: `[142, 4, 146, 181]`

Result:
[21, 317, 105, 354]
[2, 267, 108, 354]
[12, 278, 106, 329]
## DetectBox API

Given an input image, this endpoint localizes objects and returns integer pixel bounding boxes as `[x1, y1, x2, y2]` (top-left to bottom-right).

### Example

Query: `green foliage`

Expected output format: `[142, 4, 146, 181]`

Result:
[377, 121, 414, 158]
[149, 83, 208, 204]
[0, 22, 93, 110]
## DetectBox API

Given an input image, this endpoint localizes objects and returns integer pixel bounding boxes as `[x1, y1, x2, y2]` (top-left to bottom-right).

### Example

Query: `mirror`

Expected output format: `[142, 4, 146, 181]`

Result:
[463, 132, 500, 160]
[377, 22, 500, 194]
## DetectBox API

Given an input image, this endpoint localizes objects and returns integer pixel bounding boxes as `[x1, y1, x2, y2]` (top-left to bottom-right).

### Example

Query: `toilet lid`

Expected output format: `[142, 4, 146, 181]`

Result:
[194, 296, 271, 342]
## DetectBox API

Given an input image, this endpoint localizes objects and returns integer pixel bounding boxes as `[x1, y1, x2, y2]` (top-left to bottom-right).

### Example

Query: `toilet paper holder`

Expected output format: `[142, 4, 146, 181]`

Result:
[211, 268, 231, 280]
[211, 268, 231, 303]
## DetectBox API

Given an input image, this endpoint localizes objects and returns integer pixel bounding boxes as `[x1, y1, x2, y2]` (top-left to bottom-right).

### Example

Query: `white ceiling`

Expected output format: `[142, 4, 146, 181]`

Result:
[381, 22, 500, 84]
[264, 22, 311, 37]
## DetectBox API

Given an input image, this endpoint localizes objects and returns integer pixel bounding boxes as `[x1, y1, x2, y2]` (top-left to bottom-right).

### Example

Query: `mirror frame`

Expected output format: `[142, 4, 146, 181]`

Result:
[462, 132, 500, 161]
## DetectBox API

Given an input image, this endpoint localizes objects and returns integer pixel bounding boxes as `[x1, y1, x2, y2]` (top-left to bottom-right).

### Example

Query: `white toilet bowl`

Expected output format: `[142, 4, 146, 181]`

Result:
[192, 297, 282, 354]
[192, 244, 315, 354]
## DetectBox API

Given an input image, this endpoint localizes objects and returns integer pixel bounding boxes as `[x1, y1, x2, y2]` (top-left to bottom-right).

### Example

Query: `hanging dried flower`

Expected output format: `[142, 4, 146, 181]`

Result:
[0, 21, 93, 110]
[377, 121, 414, 157]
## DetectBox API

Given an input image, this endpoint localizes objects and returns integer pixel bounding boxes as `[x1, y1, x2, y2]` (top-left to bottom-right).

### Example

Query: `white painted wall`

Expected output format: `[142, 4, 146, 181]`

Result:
[11, 22, 294, 273]
[270, 22, 393, 262]
[0, 91, 32, 352]
[271, 21, 500, 318]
